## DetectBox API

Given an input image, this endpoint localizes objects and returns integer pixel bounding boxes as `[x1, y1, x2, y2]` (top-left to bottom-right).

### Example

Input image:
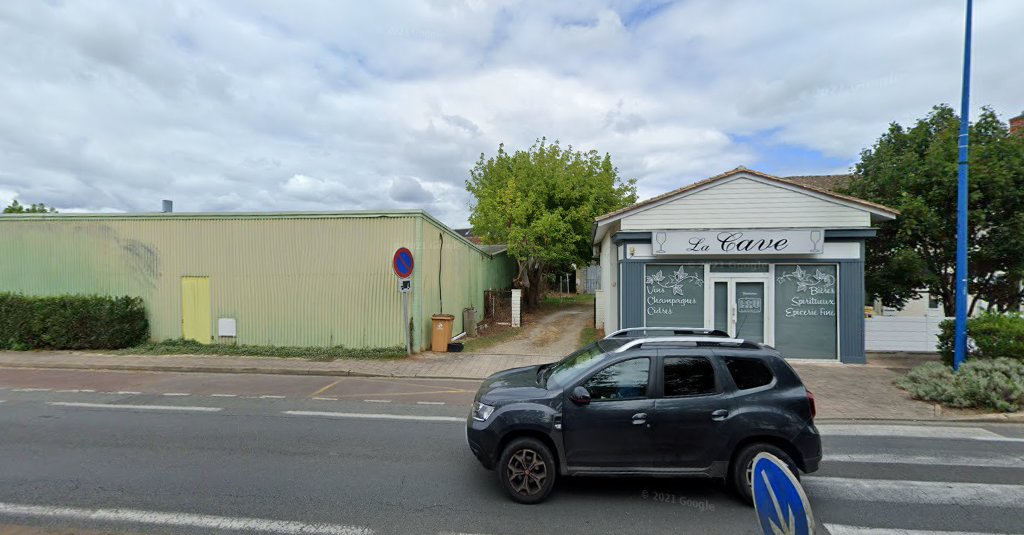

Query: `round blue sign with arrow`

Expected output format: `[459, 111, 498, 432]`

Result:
[393, 247, 414, 279]
[752, 452, 815, 535]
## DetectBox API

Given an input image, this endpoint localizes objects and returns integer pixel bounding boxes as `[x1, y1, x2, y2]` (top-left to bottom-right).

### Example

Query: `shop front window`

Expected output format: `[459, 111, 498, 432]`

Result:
[644, 264, 704, 327]
[774, 265, 838, 359]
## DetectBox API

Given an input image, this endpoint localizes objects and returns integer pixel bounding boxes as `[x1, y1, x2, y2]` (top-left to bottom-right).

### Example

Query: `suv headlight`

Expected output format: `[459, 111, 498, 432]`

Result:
[472, 401, 495, 421]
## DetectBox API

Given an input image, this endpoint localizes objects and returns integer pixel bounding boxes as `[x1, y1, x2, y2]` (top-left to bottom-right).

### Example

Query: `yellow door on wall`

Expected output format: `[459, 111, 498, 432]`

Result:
[181, 276, 211, 343]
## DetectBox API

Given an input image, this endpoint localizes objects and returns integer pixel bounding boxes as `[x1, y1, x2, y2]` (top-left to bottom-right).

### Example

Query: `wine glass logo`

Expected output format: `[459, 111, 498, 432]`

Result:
[655, 231, 667, 253]
[809, 230, 822, 253]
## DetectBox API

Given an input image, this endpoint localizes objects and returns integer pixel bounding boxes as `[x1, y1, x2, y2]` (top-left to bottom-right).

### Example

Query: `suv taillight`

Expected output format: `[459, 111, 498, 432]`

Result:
[807, 390, 817, 419]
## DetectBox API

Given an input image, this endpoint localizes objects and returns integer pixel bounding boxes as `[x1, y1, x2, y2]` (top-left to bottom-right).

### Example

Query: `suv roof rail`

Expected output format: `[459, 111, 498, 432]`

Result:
[604, 327, 730, 339]
[612, 336, 762, 352]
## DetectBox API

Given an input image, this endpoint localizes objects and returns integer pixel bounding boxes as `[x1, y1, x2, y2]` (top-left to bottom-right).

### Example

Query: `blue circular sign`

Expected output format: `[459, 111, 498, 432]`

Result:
[393, 247, 414, 278]
[752, 453, 815, 535]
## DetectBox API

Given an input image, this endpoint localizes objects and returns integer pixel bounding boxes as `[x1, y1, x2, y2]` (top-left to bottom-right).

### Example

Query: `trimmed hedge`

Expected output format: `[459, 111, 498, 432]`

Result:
[937, 312, 1024, 366]
[0, 293, 149, 350]
[898, 358, 1024, 412]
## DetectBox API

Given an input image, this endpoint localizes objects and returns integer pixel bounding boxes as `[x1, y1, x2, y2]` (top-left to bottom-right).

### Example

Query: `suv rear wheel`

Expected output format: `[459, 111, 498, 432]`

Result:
[730, 442, 799, 505]
[497, 437, 556, 504]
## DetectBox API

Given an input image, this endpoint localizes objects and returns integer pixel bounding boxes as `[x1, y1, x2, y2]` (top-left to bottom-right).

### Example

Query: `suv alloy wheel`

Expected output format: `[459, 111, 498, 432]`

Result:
[730, 442, 799, 505]
[497, 437, 557, 504]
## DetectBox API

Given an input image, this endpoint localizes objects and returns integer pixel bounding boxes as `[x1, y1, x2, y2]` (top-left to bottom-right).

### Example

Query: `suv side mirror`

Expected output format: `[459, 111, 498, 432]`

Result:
[569, 386, 591, 406]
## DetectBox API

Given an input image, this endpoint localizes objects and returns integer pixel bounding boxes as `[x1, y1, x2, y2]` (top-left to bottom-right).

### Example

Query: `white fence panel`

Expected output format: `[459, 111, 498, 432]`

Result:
[594, 290, 605, 330]
[865, 316, 950, 352]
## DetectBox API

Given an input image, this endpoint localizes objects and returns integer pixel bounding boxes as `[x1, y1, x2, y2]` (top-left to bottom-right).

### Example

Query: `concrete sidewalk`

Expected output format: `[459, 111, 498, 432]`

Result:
[0, 350, 1011, 422]
[0, 350, 553, 381]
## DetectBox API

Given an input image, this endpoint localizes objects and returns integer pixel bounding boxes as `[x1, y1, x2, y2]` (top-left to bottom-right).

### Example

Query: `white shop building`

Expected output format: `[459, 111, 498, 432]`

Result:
[593, 167, 898, 363]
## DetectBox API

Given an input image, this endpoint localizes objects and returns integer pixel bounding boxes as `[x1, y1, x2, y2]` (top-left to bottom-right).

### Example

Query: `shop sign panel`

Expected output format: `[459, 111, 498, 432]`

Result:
[653, 229, 825, 256]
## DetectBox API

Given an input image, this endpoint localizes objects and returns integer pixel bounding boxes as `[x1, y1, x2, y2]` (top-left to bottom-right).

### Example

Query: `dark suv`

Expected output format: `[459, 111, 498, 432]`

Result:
[466, 328, 821, 504]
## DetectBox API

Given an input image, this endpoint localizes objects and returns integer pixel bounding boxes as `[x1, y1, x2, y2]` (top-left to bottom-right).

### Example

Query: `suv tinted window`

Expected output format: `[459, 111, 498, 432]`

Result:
[583, 358, 650, 401]
[724, 357, 774, 390]
[663, 357, 716, 397]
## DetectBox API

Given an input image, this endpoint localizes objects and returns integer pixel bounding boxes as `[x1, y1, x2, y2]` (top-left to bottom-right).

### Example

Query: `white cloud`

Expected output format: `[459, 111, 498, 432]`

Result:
[0, 188, 17, 209]
[0, 0, 1021, 227]
[389, 176, 435, 204]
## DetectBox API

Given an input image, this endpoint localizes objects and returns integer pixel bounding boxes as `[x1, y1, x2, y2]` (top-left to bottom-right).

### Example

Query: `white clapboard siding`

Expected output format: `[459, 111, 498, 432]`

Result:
[622, 176, 871, 230]
[865, 316, 950, 352]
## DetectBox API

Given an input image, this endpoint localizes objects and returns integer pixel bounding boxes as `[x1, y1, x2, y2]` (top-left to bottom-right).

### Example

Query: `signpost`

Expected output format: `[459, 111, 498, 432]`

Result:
[752, 453, 815, 535]
[393, 247, 414, 355]
[953, 0, 974, 372]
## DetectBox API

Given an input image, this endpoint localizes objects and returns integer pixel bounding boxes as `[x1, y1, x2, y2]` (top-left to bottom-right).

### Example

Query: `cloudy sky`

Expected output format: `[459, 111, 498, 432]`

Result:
[0, 1, 1021, 227]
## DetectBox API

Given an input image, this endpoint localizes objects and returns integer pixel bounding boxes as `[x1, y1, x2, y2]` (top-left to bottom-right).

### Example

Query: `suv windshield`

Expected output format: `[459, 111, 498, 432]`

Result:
[543, 339, 628, 386]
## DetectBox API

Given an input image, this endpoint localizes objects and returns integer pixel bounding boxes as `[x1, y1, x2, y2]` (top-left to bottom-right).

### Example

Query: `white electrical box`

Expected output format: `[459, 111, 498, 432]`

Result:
[218, 318, 237, 337]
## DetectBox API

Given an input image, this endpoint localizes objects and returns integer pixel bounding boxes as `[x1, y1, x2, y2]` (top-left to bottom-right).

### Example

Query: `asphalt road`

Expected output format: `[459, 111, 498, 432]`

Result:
[1, 369, 1023, 535]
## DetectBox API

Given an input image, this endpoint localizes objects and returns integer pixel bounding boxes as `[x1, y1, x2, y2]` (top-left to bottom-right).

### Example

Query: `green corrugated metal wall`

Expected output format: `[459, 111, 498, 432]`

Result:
[0, 212, 513, 349]
[415, 222, 516, 350]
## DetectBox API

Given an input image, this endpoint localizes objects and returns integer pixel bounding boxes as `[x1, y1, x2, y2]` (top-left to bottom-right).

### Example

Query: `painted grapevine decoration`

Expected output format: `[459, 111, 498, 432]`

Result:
[645, 265, 704, 295]
[776, 265, 836, 294]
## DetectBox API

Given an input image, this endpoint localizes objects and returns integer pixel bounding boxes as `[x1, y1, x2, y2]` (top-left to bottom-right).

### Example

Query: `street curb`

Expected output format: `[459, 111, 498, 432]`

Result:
[814, 416, 1024, 424]
[0, 361, 487, 382]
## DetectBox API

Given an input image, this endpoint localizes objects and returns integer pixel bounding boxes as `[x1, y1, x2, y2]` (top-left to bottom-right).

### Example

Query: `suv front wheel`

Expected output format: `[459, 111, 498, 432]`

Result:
[730, 442, 799, 505]
[497, 437, 556, 504]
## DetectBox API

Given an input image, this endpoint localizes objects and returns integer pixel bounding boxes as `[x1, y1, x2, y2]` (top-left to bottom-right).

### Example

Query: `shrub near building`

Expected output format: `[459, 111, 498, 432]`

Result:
[0, 293, 149, 350]
[937, 313, 1024, 366]
[900, 313, 1024, 413]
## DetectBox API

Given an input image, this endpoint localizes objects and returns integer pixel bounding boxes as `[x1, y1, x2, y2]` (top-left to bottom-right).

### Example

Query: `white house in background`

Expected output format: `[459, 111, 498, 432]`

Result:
[592, 166, 898, 364]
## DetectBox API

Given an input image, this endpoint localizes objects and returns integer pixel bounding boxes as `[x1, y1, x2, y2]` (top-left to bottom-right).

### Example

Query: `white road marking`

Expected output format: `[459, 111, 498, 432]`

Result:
[803, 477, 1024, 508]
[0, 400, 6, 403]
[363, 399, 392, 403]
[162, 392, 191, 397]
[284, 411, 462, 423]
[80, 389, 95, 393]
[817, 424, 1024, 442]
[210, 394, 237, 398]
[417, 401, 446, 405]
[12, 388, 50, 392]
[56, 389, 84, 393]
[0, 502, 373, 535]
[826, 452, 1024, 469]
[260, 395, 286, 399]
[825, 524, 996, 535]
[313, 397, 338, 401]
[47, 402, 222, 413]
[116, 391, 142, 395]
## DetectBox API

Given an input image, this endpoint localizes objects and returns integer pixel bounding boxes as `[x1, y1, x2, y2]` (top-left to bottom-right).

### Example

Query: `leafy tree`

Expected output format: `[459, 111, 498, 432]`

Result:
[467, 139, 637, 308]
[3, 200, 57, 213]
[846, 105, 1024, 315]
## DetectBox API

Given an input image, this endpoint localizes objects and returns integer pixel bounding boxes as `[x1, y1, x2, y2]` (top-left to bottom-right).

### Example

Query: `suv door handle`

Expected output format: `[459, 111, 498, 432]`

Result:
[711, 409, 729, 421]
[631, 412, 647, 425]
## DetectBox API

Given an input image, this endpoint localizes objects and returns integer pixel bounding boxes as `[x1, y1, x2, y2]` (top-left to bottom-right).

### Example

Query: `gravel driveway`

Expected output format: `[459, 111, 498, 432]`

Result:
[478, 304, 591, 357]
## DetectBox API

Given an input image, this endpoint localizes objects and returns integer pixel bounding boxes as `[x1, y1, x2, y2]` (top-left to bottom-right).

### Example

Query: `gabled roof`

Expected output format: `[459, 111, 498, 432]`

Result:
[782, 174, 857, 192]
[593, 166, 898, 244]
[598, 165, 892, 221]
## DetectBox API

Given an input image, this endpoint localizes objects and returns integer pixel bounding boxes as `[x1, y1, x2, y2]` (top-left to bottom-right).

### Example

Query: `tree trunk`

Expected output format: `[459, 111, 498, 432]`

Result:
[525, 258, 543, 309]
[941, 274, 956, 318]
[512, 257, 544, 311]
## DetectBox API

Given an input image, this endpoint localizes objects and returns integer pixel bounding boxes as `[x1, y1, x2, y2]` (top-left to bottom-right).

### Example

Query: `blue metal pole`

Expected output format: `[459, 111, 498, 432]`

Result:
[953, 0, 973, 371]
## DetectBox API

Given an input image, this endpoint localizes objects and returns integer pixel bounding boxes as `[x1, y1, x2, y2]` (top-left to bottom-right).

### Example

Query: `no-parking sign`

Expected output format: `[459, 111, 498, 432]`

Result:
[393, 247, 414, 278]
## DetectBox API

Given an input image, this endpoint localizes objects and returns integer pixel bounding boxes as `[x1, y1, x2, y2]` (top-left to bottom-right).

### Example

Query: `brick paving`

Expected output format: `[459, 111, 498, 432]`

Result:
[0, 350, 984, 421]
